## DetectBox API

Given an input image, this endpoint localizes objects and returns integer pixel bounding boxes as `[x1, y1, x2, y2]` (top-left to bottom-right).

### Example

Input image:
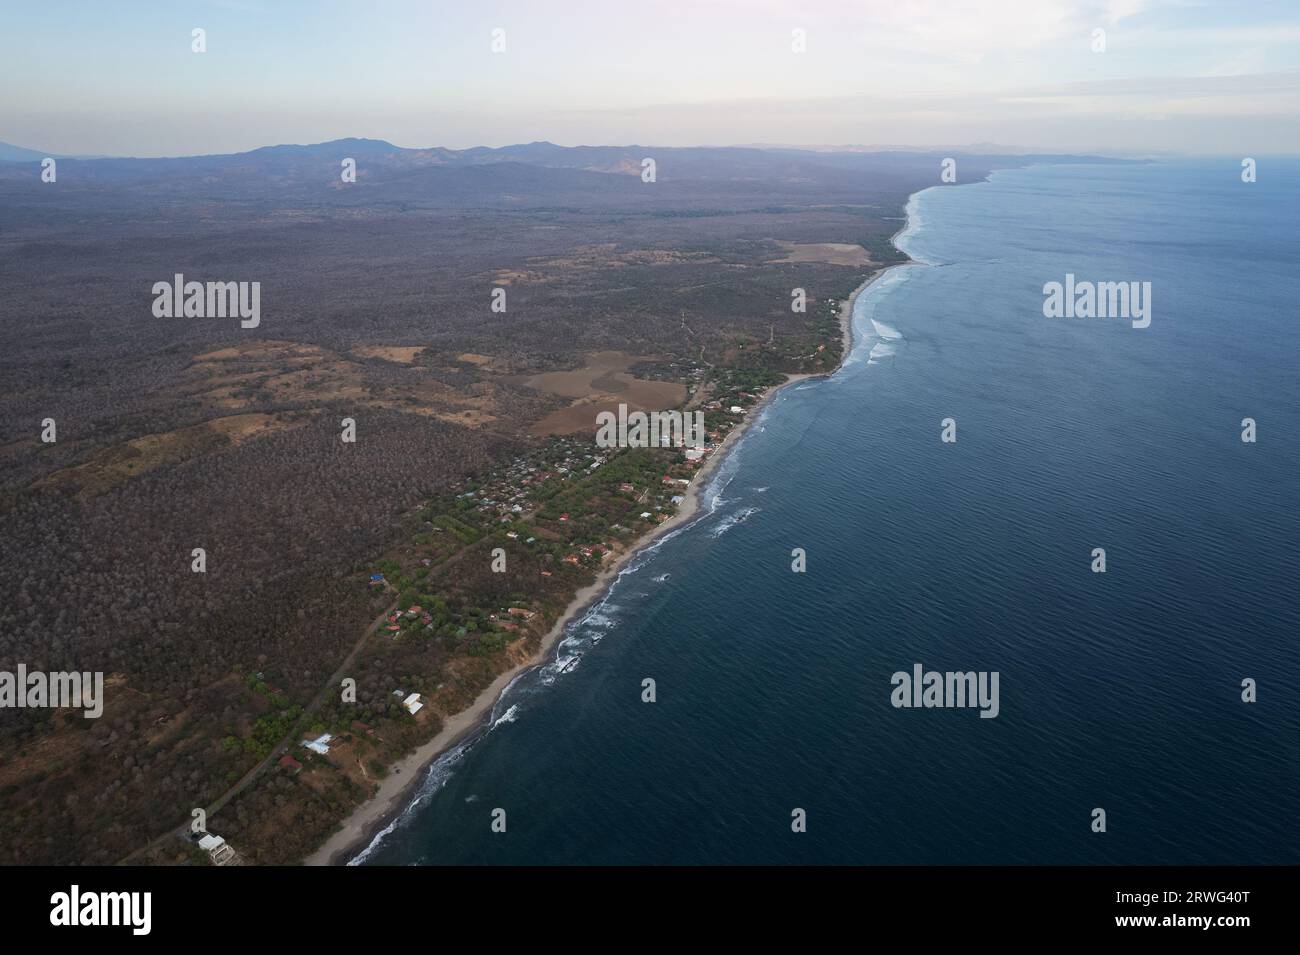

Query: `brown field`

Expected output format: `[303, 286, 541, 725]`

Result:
[186, 340, 511, 426]
[352, 345, 427, 364]
[35, 412, 309, 495]
[773, 241, 874, 266]
[35, 337, 534, 496]
[516, 350, 687, 436]
[194, 340, 327, 364]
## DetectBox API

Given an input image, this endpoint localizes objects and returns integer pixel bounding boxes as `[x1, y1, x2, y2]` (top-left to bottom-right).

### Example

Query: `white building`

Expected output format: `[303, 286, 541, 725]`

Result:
[198, 832, 238, 866]
[302, 732, 333, 755]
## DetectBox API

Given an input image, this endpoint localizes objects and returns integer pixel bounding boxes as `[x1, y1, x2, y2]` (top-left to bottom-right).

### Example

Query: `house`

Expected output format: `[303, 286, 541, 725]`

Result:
[619, 483, 635, 492]
[302, 733, 333, 755]
[402, 693, 424, 716]
[541, 570, 553, 577]
[278, 755, 302, 774]
[640, 511, 652, 519]
[559, 513, 570, 521]
[197, 832, 238, 865]
[684, 448, 705, 461]
[730, 405, 744, 414]
[369, 573, 385, 585]
[562, 555, 580, 565]
[197, 833, 225, 853]
[351, 720, 374, 736]
[508, 607, 536, 619]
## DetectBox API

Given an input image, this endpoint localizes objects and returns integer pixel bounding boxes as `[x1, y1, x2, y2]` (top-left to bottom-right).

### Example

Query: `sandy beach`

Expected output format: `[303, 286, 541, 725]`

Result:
[305, 264, 897, 867]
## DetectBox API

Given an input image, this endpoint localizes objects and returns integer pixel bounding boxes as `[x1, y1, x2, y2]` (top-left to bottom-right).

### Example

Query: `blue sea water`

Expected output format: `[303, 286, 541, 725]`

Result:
[359, 159, 1300, 865]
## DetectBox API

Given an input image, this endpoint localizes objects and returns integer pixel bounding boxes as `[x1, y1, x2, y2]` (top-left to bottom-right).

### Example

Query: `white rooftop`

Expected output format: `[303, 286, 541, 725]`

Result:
[302, 732, 333, 755]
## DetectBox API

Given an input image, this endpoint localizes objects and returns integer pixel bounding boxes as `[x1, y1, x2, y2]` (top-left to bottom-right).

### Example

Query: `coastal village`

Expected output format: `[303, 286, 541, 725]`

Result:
[190, 364, 794, 864]
[129, 287, 853, 867]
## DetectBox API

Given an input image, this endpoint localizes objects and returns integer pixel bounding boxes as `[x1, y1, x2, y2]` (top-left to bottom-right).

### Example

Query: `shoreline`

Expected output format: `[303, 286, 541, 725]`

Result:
[306, 213, 921, 867]
[305, 362, 806, 866]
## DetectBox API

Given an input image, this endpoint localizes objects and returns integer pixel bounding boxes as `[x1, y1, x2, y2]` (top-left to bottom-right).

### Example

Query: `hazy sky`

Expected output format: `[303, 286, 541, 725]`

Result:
[3, 0, 1299, 156]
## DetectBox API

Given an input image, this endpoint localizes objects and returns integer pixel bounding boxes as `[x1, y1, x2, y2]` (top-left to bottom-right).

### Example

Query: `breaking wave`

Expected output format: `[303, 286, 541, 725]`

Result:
[709, 505, 759, 538]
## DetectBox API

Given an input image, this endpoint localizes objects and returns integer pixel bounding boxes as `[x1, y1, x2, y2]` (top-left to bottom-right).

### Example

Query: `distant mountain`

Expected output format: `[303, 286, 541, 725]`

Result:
[0, 141, 55, 162]
[0, 136, 1142, 174]
[0, 141, 116, 162]
[241, 137, 403, 158]
[0, 136, 1142, 211]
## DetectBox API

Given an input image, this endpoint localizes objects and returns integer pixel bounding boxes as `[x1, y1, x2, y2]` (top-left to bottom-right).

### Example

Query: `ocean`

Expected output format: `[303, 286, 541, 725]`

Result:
[358, 159, 1300, 865]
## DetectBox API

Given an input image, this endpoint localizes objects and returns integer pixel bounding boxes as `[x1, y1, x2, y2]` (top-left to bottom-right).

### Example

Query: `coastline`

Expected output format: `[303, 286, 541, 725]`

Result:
[304, 365, 804, 866]
[306, 218, 919, 867]
[837, 198, 924, 356]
